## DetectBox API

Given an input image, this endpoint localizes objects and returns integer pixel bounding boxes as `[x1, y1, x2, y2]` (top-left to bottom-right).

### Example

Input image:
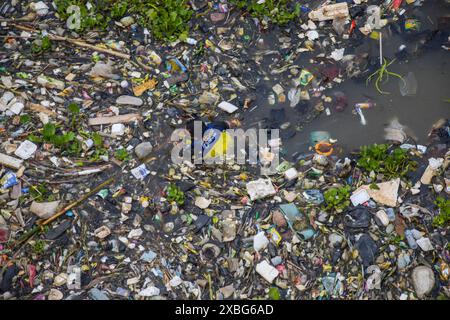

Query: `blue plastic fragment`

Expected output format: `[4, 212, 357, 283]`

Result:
[141, 250, 157, 263]
[279, 203, 302, 221]
[65, 210, 74, 217]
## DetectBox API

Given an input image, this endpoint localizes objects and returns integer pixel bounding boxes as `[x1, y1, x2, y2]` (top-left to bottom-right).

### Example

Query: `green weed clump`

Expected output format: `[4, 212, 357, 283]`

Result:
[32, 240, 46, 254]
[366, 58, 405, 95]
[55, 0, 112, 31]
[433, 197, 450, 227]
[55, 0, 192, 42]
[231, 0, 301, 25]
[357, 144, 416, 179]
[114, 148, 131, 162]
[166, 184, 185, 205]
[268, 287, 281, 300]
[28, 102, 102, 157]
[30, 182, 57, 202]
[323, 185, 351, 212]
[129, 0, 192, 42]
[28, 122, 81, 155]
[31, 34, 52, 54]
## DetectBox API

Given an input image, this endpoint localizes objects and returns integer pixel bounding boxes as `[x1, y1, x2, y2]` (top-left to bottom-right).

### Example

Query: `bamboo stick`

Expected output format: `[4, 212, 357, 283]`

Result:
[10, 23, 131, 60]
[12, 175, 117, 248]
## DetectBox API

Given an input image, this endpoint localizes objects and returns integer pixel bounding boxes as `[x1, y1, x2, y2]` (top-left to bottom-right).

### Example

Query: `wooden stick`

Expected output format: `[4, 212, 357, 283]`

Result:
[0, 84, 21, 95]
[9, 23, 131, 60]
[88, 113, 142, 126]
[41, 175, 117, 226]
[28, 102, 58, 117]
[12, 175, 117, 248]
[379, 32, 383, 66]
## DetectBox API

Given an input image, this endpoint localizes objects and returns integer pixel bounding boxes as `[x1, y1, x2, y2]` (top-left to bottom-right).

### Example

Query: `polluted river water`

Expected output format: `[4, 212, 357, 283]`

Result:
[286, 48, 449, 155]
[240, 0, 449, 158]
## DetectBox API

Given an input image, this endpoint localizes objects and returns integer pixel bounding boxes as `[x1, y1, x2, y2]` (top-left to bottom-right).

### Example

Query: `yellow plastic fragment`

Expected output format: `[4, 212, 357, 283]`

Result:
[369, 31, 380, 40]
[269, 228, 282, 245]
[133, 78, 157, 96]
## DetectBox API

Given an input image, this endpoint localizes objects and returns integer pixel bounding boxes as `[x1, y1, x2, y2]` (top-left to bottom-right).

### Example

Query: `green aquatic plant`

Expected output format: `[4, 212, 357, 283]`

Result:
[32, 240, 46, 255]
[231, 0, 301, 25]
[55, 0, 192, 41]
[366, 58, 405, 95]
[388, 234, 405, 246]
[323, 185, 351, 212]
[31, 34, 52, 54]
[129, 0, 193, 42]
[30, 183, 56, 202]
[67, 102, 82, 129]
[383, 147, 416, 178]
[55, 0, 110, 31]
[91, 132, 103, 148]
[268, 287, 281, 300]
[110, 1, 128, 19]
[358, 143, 389, 173]
[114, 148, 131, 162]
[357, 144, 416, 178]
[26, 103, 108, 157]
[20, 114, 31, 124]
[166, 183, 185, 205]
[432, 197, 450, 227]
[28, 122, 82, 156]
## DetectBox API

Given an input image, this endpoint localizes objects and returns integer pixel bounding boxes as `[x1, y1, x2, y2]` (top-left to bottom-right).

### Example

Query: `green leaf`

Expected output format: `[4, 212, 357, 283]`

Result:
[92, 132, 103, 147]
[20, 114, 31, 124]
[52, 135, 65, 146]
[115, 148, 131, 161]
[65, 131, 75, 142]
[68, 102, 80, 114]
[43, 123, 56, 140]
[28, 134, 42, 143]
[324, 185, 351, 211]
[167, 183, 185, 205]
[369, 183, 380, 190]
[268, 287, 280, 300]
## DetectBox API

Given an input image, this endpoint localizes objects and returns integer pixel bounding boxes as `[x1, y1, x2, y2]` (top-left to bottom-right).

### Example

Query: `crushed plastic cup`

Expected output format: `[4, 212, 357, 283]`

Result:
[256, 260, 279, 283]
[350, 189, 370, 206]
[288, 88, 301, 107]
[14, 140, 37, 160]
[399, 72, 418, 96]
[303, 190, 324, 205]
[332, 17, 347, 36]
[405, 230, 418, 249]
[217, 101, 238, 113]
[298, 228, 315, 240]
[246, 178, 276, 201]
[254, 231, 269, 251]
